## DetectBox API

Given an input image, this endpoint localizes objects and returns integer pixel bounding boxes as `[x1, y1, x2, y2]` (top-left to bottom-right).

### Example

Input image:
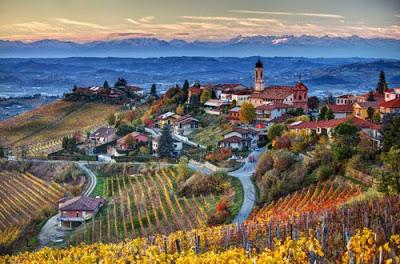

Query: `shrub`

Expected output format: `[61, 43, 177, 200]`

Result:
[177, 172, 229, 197]
[272, 150, 295, 172]
[207, 197, 231, 226]
[255, 151, 274, 179]
[273, 135, 291, 150]
[316, 165, 334, 181]
[206, 148, 232, 162]
[268, 123, 285, 141]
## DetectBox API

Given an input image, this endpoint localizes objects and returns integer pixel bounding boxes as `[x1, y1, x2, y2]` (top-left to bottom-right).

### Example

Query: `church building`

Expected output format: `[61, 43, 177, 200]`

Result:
[249, 59, 309, 112]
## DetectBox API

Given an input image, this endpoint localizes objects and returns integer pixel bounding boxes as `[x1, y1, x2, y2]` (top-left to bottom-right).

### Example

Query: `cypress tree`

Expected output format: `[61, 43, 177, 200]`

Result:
[157, 125, 174, 158]
[376, 71, 388, 94]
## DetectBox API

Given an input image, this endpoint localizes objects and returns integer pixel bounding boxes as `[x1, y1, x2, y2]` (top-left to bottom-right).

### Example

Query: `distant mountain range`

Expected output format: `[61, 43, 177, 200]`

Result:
[0, 35, 399, 58]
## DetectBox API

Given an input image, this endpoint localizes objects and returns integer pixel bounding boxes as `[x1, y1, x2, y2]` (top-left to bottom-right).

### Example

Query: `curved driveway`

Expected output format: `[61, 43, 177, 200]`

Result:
[37, 162, 97, 249]
[229, 148, 265, 224]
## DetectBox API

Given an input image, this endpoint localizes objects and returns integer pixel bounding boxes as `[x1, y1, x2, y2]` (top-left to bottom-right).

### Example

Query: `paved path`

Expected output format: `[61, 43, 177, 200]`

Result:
[229, 148, 265, 224]
[37, 162, 96, 249]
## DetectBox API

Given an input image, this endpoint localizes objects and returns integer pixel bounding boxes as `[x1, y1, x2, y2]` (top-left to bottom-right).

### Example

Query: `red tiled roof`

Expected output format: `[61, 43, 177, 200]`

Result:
[289, 116, 380, 130]
[189, 87, 201, 95]
[270, 113, 293, 123]
[380, 98, 400, 109]
[250, 86, 293, 100]
[337, 94, 354, 99]
[220, 136, 243, 144]
[355, 101, 378, 108]
[256, 102, 292, 111]
[360, 92, 385, 103]
[60, 197, 105, 211]
[326, 103, 353, 113]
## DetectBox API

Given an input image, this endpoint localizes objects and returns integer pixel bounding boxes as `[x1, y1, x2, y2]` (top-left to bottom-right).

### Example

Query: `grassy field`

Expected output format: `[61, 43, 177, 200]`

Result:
[0, 100, 119, 152]
[188, 124, 225, 147]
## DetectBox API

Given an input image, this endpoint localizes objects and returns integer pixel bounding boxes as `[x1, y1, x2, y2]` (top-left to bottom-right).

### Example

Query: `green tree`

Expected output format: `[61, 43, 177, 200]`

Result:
[107, 113, 116, 126]
[200, 89, 212, 104]
[319, 105, 327, 120]
[103, 80, 110, 89]
[66, 137, 77, 154]
[374, 147, 400, 194]
[182, 80, 190, 102]
[367, 107, 375, 121]
[239, 101, 256, 124]
[114, 78, 127, 88]
[268, 123, 285, 141]
[177, 156, 191, 182]
[157, 125, 174, 158]
[308, 96, 319, 110]
[367, 90, 375, 101]
[381, 114, 400, 152]
[150, 84, 157, 97]
[325, 108, 335, 120]
[0, 146, 4, 158]
[139, 146, 149, 155]
[376, 71, 388, 94]
[332, 122, 359, 161]
[372, 112, 381, 123]
[124, 134, 135, 149]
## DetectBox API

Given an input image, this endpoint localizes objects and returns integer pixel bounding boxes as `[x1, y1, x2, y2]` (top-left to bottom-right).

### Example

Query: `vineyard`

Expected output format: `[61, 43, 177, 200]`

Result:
[0, 170, 65, 247]
[0, 100, 119, 155]
[249, 181, 362, 222]
[2, 195, 399, 263]
[68, 168, 224, 245]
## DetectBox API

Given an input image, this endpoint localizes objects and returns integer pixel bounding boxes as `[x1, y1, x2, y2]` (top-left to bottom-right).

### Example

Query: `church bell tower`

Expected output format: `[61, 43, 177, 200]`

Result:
[254, 58, 265, 92]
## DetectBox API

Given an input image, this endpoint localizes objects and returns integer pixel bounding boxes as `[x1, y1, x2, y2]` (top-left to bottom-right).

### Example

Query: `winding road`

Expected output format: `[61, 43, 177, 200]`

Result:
[37, 162, 97, 249]
[229, 148, 265, 224]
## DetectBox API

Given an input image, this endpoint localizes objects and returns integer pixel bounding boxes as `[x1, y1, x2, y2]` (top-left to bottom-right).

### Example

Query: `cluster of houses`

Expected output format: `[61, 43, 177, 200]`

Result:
[55, 59, 400, 231]
[64, 83, 144, 105]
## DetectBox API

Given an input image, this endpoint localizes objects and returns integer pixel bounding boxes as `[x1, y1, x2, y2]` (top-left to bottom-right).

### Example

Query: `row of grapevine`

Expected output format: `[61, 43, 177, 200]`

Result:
[249, 181, 361, 222]
[3, 195, 399, 263]
[68, 168, 218, 245]
[0, 170, 65, 247]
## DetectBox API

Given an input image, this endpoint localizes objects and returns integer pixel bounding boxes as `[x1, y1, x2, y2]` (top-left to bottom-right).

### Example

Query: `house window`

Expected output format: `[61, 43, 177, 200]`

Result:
[76, 212, 79, 217]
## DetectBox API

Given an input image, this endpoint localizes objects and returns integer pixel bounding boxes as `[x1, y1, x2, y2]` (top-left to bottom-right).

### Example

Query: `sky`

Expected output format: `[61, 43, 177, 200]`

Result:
[0, 0, 399, 42]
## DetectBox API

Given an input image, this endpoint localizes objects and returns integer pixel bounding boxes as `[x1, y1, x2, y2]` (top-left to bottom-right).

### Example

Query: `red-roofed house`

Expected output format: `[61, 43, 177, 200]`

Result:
[58, 196, 105, 229]
[187, 86, 201, 105]
[172, 115, 199, 135]
[353, 101, 379, 120]
[219, 128, 259, 150]
[336, 94, 356, 105]
[116, 132, 148, 151]
[384, 88, 400, 102]
[326, 103, 354, 119]
[256, 102, 293, 121]
[379, 98, 400, 116]
[288, 116, 381, 147]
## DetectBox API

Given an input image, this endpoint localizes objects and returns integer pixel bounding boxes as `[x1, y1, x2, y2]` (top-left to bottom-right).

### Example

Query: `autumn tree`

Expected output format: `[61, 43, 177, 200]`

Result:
[176, 104, 185, 115]
[107, 113, 116, 126]
[239, 102, 256, 124]
[268, 123, 285, 141]
[200, 89, 212, 104]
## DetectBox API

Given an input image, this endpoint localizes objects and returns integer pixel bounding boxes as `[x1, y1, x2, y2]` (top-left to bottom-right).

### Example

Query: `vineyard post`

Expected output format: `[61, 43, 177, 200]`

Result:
[379, 215, 398, 264]
[268, 220, 272, 248]
[276, 223, 280, 241]
[175, 239, 181, 253]
[290, 223, 293, 240]
[306, 212, 309, 237]
[163, 237, 167, 253]
[194, 234, 200, 255]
